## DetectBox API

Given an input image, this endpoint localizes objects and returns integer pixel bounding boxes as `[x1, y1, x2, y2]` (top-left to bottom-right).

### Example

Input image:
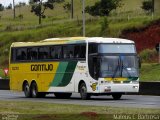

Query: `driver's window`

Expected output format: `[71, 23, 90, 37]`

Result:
[93, 58, 99, 80]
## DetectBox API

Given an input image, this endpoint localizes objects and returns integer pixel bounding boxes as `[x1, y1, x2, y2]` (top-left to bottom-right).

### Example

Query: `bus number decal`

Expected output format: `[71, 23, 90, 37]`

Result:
[12, 67, 19, 70]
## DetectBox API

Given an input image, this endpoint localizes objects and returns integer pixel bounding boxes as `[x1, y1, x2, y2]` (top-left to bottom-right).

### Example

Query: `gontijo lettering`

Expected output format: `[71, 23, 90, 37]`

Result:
[31, 64, 53, 71]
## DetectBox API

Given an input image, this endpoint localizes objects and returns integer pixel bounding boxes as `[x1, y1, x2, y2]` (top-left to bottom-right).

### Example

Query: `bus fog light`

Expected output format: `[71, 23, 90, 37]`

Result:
[133, 86, 138, 89]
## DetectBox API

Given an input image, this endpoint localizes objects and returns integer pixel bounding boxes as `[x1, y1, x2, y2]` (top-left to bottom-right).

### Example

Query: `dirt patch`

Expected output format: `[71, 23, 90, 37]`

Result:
[81, 111, 98, 119]
[120, 19, 160, 52]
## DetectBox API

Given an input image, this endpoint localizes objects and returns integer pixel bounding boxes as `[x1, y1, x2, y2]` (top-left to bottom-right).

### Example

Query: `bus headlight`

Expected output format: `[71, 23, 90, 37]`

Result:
[133, 86, 138, 89]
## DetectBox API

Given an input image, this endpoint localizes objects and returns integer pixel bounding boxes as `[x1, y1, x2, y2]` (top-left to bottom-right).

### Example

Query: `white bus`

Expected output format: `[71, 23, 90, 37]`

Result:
[10, 37, 139, 100]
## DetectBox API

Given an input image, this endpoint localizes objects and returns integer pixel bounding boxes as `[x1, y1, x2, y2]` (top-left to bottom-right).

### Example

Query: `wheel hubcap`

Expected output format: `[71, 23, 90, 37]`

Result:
[81, 86, 86, 96]
[24, 85, 30, 97]
[25, 86, 29, 93]
[32, 87, 37, 96]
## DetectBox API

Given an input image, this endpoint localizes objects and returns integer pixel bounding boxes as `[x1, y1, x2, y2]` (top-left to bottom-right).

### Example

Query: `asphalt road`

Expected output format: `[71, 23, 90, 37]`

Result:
[0, 90, 160, 109]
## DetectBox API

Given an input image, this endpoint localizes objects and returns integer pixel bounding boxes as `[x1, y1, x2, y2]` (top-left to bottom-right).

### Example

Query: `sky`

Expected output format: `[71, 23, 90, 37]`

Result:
[0, 0, 29, 6]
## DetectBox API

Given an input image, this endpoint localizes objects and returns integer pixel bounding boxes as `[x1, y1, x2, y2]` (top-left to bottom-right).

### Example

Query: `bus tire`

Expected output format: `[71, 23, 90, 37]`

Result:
[31, 82, 39, 98]
[23, 82, 31, 98]
[112, 93, 122, 100]
[80, 83, 90, 100]
[54, 93, 72, 99]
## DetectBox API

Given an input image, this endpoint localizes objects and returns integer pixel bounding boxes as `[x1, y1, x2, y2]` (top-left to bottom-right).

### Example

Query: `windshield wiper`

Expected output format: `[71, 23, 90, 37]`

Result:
[122, 63, 131, 78]
[112, 56, 131, 79]
[112, 58, 120, 79]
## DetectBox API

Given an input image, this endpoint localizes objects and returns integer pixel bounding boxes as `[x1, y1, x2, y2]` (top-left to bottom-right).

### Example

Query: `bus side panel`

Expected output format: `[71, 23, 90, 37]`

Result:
[39, 62, 59, 92]
[10, 62, 61, 92]
[74, 61, 89, 92]
[10, 61, 99, 93]
[10, 63, 29, 91]
[48, 61, 99, 93]
[48, 61, 78, 92]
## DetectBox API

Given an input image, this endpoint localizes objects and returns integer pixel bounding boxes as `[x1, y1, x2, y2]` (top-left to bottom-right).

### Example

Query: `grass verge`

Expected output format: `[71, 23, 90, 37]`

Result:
[0, 100, 159, 120]
[140, 63, 160, 81]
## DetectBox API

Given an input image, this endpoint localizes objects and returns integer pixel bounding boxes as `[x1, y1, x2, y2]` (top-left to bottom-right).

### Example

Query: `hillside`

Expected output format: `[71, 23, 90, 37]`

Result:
[0, 0, 160, 27]
[121, 19, 160, 52]
[0, 0, 160, 67]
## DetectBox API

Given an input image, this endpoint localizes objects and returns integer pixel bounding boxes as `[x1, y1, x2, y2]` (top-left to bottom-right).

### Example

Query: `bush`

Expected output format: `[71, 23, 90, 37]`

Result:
[141, 0, 153, 14]
[139, 49, 157, 62]
[5, 25, 13, 31]
[99, 17, 110, 36]
[100, 17, 109, 32]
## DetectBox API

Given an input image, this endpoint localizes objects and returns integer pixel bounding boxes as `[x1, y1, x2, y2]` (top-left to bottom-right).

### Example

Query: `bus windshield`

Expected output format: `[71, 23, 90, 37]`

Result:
[100, 56, 139, 78]
[99, 44, 136, 53]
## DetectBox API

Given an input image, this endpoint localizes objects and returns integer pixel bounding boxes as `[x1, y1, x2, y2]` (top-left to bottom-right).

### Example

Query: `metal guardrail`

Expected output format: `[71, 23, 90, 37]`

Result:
[0, 79, 10, 90]
[139, 81, 160, 96]
[126, 82, 160, 96]
[0, 79, 159, 96]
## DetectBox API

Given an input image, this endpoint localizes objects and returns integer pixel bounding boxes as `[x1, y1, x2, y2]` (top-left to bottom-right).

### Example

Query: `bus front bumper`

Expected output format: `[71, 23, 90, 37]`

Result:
[99, 83, 139, 93]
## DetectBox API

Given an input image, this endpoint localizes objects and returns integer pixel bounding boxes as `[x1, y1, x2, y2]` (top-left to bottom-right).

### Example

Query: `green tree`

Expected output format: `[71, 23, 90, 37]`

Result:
[141, 0, 154, 14]
[63, 2, 71, 18]
[63, 2, 71, 12]
[6, 3, 12, 10]
[85, 0, 121, 16]
[15, 2, 26, 7]
[31, 0, 64, 24]
[0, 4, 4, 11]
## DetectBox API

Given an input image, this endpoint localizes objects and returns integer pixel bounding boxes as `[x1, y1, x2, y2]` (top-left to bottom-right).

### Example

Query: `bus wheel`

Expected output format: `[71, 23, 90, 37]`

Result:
[31, 82, 39, 98]
[80, 83, 90, 100]
[23, 82, 31, 98]
[112, 93, 122, 100]
[54, 93, 72, 99]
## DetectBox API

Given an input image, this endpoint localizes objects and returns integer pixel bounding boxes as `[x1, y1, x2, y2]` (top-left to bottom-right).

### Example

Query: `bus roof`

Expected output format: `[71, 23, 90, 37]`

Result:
[11, 37, 134, 47]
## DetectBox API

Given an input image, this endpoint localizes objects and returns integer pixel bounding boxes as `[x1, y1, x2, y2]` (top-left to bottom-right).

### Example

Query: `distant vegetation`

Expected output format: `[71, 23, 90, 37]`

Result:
[30, 0, 64, 24]
[0, 0, 160, 68]
[0, 4, 4, 11]
[140, 63, 160, 81]
[141, 0, 154, 14]
[0, 0, 159, 81]
[85, 0, 121, 16]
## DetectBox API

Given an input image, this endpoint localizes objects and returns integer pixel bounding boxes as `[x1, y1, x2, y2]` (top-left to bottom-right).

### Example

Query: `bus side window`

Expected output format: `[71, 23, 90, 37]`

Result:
[57, 46, 62, 59]
[16, 49, 20, 60]
[68, 45, 74, 59]
[11, 48, 16, 62]
[63, 45, 74, 59]
[51, 46, 62, 59]
[27, 47, 38, 60]
[74, 45, 80, 58]
[51, 47, 56, 59]
[38, 47, 50, 60]
[63, 46, 68, 58]
[16, 48, 27, 61]
[80, 45, 86, 58]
